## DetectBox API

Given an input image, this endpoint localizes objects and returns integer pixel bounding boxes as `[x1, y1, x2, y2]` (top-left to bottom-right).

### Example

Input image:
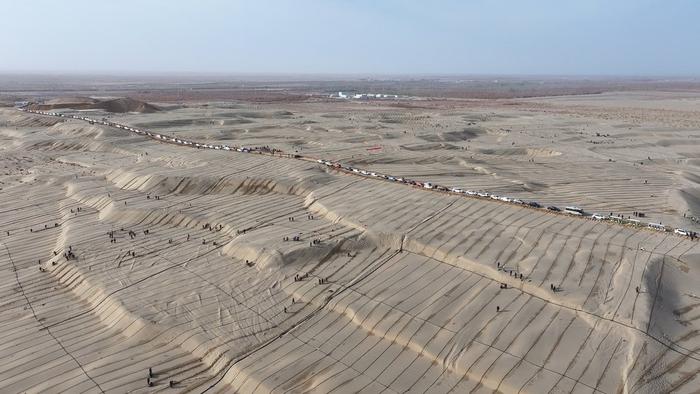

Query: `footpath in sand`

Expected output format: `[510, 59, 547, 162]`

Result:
[0, 107, 699, 393]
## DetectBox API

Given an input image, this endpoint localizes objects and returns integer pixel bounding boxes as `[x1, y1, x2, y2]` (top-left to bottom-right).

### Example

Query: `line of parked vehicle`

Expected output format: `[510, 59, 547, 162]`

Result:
[19, 106, 697, 240]
[315, 159, 695, 238]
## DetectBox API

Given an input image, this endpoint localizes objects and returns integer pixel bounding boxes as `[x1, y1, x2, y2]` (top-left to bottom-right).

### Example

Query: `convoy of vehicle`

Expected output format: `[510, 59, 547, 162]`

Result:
[18, 106, 697, 239]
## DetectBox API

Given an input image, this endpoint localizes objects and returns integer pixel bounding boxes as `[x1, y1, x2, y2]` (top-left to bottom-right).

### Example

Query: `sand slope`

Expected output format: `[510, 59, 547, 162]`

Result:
[0, 107, 699, 393]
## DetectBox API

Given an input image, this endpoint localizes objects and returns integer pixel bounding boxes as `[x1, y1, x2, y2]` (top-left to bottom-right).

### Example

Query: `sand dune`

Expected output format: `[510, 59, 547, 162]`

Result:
[28, 97, 160, 114]
[1, 94, 699, 394]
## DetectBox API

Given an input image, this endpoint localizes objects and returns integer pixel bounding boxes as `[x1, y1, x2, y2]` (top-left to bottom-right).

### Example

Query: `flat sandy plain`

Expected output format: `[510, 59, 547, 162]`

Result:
[1, 85, 699, 393]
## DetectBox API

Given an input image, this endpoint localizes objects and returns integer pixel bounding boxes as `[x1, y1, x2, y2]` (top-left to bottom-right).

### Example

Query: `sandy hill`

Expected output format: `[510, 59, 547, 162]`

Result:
[98, 97, 161, 113]
[28, 97, 161, 113]
[2, 91, 700, 393]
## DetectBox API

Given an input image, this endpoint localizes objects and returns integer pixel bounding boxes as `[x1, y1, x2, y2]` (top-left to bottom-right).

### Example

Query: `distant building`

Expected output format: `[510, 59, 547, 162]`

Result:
[330, 91, 399, 100]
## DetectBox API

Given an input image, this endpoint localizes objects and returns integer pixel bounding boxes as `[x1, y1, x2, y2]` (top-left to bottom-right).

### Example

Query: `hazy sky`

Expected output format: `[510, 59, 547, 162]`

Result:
[2, 0, 698, 76]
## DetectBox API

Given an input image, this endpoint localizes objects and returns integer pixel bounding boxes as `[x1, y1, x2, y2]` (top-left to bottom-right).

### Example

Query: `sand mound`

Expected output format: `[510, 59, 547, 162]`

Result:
[401, 142, 461, 151]
[99, 97, 160, 113]
[657, 138, 700, 147]
[28, 96, 160, 113]
[4, 93, 700, 393]
[526, 147, 562, 157]
[134, 117, 253, 129]
[676, 187, 700, 214]
[420, 127, 483, 142]
[477, 147, 562, 157]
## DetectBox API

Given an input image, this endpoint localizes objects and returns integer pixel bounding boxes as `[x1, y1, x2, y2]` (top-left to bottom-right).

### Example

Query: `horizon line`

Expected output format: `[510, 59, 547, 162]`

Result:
[1, 71, 699, 81]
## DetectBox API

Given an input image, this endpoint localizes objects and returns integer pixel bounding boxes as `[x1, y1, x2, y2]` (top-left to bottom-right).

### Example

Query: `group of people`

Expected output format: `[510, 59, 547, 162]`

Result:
[63, 245, 76, 261]
[496, 262, 524, 281]
[145, 367, 177, 388]
[202, 223, 223, 231]
[294, 273, 309, 282]
[292, 272, 327, 285]
[29, 222, 60, 233]
[108, 229, 140, 243]
[255, 145, 282, 154]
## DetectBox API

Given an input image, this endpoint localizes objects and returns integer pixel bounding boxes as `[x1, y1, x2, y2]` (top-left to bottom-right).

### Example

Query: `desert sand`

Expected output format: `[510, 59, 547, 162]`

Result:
[0, 85, 699, 393]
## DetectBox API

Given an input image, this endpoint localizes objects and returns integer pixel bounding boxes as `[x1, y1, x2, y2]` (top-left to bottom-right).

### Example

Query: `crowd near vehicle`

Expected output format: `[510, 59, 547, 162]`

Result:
[17, 105, 698, 239]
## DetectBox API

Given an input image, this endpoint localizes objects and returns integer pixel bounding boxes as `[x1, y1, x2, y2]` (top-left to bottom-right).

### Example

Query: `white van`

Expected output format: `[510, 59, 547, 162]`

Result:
[648, 223, 666, 231]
